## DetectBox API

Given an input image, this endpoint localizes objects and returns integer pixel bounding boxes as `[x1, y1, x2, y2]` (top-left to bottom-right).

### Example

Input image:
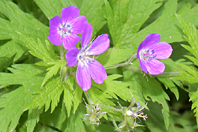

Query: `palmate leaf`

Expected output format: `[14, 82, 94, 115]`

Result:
[91, 74, 132, 102]
[0, 40, 26, 71]
[175, 16, 198, 125]
[19, 34, 58, 64]
[65, 104, 86, 132]
[177, 16, 198, 65]
[41, 61, 65, 87]
[86, 74, 132, 108]
[34, 0, 106, 35]
[0, 64, 45, 88]
[0, 0, 48, 42]
[0, 64, 45, 132]
[27, 108, 43, 132]
[0, 0, 50, 69]
[26, 77, 74, 117]
[102, 0, 198, 67]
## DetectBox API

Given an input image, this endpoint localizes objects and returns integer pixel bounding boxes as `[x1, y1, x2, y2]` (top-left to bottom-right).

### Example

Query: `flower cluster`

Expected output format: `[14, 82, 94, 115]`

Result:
[48, 6, 173, 90]
[48, 6, 110, 91]
[84, 102, 107, 125]
[115, 101, 148, 131]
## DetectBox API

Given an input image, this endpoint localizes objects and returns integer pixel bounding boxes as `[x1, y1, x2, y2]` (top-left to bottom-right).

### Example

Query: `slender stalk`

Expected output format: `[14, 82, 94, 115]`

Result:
[105, 53, 137, 70]
[60, 44, 64, 61]
[99, 104, 123, 113]
[84, 91, 93, 105]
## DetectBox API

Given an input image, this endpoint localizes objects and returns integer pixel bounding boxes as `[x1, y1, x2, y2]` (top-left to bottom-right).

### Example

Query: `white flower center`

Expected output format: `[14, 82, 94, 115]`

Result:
[139, 48, 156, 62]
[58, 22, 72, 37]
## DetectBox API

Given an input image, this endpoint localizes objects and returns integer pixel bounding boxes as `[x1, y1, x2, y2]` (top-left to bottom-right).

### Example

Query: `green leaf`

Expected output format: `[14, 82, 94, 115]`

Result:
[26, 77, 64, 113]
[0, 64, 44, 132]
[65, 104, 86, 132]
[190, 88, 198, 125]
[73, 85, 83, 114]
[0, 64, 45, 88]
[0, 0, 48, 42]
[104, 0, 198, 66]
[146, 102, 198, 132]
[105, 0, 162, 47]
[63, 78, 74, 117]
[27, 108, 43, 132]
[174, 63, 198, 84]
[92, 74, 132, 101]
[18, 34, 58, 63]
[87, 86, 114, 106]
[0, 40, 26, 61]
[41, 61, 65, 87]
[177, 15, 198, 65]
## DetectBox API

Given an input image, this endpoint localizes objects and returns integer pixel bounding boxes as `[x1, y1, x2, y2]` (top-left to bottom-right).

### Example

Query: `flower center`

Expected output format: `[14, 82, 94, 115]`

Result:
[58, 22, 72, 37]
[139, 48, 157, 62]
[77, 51, 86, 63]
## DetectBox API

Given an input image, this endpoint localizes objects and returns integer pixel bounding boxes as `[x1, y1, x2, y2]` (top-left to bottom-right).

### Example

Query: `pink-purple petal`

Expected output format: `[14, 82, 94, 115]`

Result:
[49, 16, 61, 33]
[62, 34, 80, 49]
[76, 64, 91, 91]
[48, 16, 62, 45]
[138, 59, 147, 73]
[86, 34, 110, 55]
[61, 6, 80, 23]
[66, 48, 79, 67]
[88, 59, 107, 84]
[149, 42, 173, 59]
[145, 59, 165, 75]
[70, 16, 87, 34]
[81, 23, 92, 50]
[140, 33, 161, 50]
[48, 33, 62, 46]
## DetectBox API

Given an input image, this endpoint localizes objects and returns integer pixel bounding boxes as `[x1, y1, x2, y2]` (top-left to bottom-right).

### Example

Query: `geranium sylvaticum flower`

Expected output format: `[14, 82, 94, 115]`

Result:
[137, 33, 173, 75]
[66, 23, 110, 91]
[48, 6, 87, 49]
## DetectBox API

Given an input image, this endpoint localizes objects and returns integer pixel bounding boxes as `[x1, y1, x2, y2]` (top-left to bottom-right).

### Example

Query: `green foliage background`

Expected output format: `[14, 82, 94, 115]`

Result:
[0, 0, 198, 131]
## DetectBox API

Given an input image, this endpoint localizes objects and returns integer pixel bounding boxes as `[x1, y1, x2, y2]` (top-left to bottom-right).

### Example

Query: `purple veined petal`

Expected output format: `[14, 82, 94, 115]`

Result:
[148, 42, 173, 59]
[138, 58, 147, 73]
[70, 16, 87, 34]
[145, 59, 165, 75]
[86, 34, 110, 55]
[66, 48, 79, 67]
[61, 6, 80, 23]
[140, 33, 161, 49]
[48, 16, 62, 45]
[48, 33, 62, 46]
[76, 63, 91, 91]
[49, 16, 62, 33]
[62, 34, 80, 49]
[87, 59, 107, 84]
[81, 23, 92, 50]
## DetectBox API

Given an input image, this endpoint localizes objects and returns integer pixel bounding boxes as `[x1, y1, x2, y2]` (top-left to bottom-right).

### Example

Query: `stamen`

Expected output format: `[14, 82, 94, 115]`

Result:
[57, 23, 72, 37]
[139, 48, 157, 62]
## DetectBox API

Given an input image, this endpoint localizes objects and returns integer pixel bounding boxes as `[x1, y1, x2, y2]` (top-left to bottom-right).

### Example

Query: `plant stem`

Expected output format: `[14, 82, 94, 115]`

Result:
[104, 53, 137, 70]
[60, 44, 64, 61]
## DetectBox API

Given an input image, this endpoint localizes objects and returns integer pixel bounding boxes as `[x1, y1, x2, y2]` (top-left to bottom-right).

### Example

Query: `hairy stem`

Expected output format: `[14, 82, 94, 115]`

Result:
[104, 53, 137, 70]
[60, 44, 64, 61]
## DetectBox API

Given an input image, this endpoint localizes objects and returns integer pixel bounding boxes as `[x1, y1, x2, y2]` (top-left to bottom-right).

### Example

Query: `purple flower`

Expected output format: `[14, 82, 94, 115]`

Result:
[66, 24, 110, 91]
[137, 33, 173, 75]
[48, 6, 87, 49]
